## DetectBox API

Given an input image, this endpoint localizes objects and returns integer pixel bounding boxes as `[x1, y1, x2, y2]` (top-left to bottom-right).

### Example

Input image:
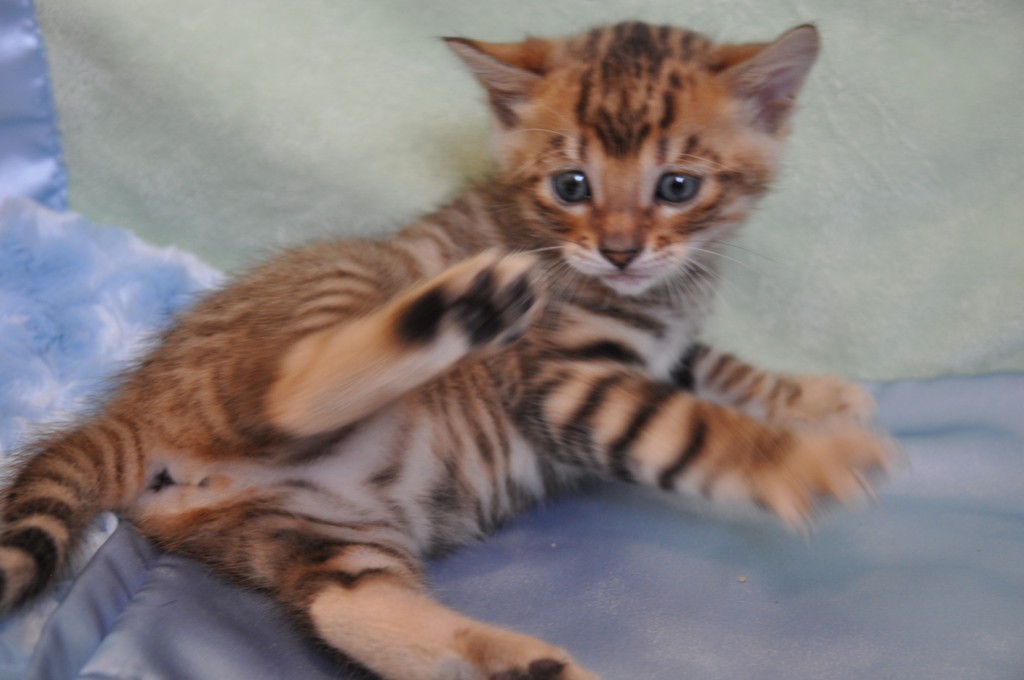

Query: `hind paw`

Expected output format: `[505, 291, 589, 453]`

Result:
[456, 623, 598, 680]
[396, 250, 540, 351]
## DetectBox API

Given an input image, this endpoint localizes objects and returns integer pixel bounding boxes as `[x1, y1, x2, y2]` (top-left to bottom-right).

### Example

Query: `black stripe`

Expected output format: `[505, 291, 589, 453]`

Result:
[396, 287, 445, 344]
[704, 352, 732, 386]
[428, 457, 469, 516]
[97, 422, 127, 496]
[292, 266, 381, 292]
[547, 341, 644, 366]
[607, 384, 675, 482]
[571, 297, 667, 336]
[4, 498, 76, 527]
[577, 135, 589, 164]
[575, 71, 593, 124]
[671, 343, 706, 391]
[22, 469, 87, 504]
[267, 529, 416, 579]
[559, 374, 626, 465]
[683, 133, 699, 155]
[325, 568, 388, 590]
[659, 415, 708, 490]
[4, 527, 59, 599]
[659, 91, 675, 129]
[566, 374, 626, 429]
[295, 304, 360, 322]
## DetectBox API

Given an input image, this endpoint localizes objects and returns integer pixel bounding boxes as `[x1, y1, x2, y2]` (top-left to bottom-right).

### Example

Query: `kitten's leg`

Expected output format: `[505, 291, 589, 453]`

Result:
[142, 501, 595, 680]
[527, 363, 896, 530]
[267, 250, 538, 437]
[308, 576, 596, 680]
[671, 343, 876, 427]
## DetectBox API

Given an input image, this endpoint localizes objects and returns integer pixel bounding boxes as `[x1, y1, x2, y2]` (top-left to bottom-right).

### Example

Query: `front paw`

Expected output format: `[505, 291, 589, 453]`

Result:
[394, 250, 540, 356]
[718, 426, 900, 533]
[448, 251, 539, 348]
[769, 375, 876, 427]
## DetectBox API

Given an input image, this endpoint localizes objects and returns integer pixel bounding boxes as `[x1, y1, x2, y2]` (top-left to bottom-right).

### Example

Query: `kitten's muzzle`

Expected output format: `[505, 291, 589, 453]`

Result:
[599, 246, 642, 270]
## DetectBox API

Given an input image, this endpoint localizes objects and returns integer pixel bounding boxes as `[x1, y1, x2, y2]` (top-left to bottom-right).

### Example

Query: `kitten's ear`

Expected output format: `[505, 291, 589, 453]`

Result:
[444, 37, 549, 127]
[719, 24, 820, 134]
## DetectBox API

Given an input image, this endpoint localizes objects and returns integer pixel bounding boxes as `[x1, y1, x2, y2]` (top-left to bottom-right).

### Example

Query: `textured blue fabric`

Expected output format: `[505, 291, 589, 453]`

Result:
[0, 0, 66, 210]
[14, 372, 1024, 680]
[0, 197, 221, 455]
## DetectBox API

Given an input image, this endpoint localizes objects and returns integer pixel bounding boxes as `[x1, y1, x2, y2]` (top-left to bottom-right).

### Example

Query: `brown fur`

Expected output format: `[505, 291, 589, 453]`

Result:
[1, 22, 894, 680]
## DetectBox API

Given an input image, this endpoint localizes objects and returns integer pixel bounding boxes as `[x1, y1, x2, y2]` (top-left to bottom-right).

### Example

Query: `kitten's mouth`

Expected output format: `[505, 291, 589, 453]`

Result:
[600, 270, 657, 295]
[604, 271, 648, 285]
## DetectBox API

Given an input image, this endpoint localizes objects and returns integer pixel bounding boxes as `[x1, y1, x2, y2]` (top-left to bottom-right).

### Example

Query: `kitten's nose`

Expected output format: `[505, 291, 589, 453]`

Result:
[599, 247, 641, 270]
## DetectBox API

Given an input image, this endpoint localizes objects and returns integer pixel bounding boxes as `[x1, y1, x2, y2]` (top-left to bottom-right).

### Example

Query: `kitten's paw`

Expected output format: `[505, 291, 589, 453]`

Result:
[719, 426, 900, 533]
[444, 250, 540, 349]
[769, 375, 875, 427]
[488, 659, 590, 680]
[455, 624, 598, 680]
[396, 250, 541, 357]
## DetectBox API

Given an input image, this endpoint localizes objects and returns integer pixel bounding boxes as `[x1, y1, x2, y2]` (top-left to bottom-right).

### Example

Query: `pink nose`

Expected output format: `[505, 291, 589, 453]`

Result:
[600, 247, 641, 270]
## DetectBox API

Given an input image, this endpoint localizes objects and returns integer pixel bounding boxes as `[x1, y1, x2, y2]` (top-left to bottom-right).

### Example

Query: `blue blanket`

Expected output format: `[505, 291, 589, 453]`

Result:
[0, 198, 220, 678]
[1, 199, 1022, 680]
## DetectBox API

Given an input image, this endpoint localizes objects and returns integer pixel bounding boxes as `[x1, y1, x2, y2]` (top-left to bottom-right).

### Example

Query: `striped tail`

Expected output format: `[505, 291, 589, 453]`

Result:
[0, 415, 148, 612]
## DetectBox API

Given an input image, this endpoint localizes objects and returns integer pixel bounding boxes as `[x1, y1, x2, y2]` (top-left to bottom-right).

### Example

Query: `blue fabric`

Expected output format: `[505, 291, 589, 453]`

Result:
[0, 0, 66, 210]
[17, 373, 1024, 679]
[0, 198, 220, 679]
[0, 197, 221, 455]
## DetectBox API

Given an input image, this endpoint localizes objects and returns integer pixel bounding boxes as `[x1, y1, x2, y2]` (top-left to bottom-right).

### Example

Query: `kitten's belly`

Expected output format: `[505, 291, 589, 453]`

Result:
[133, 402, 548, 557]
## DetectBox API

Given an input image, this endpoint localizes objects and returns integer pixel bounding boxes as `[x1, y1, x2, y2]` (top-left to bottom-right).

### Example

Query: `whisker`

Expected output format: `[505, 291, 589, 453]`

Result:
[704, 239, 788, 267]
[688, 246, 764, 275]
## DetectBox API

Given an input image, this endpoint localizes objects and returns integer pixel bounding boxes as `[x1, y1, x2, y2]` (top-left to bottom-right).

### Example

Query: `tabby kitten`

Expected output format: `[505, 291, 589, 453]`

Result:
[1, 21, 894, 680]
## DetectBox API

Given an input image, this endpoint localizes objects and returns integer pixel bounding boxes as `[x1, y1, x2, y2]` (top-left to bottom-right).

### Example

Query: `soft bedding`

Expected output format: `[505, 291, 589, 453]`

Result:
[2, 2, 1023, 679]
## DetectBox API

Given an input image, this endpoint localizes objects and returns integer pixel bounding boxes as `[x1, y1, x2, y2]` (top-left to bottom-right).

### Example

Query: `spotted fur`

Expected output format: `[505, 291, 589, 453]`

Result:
[0, 22, 894, 680]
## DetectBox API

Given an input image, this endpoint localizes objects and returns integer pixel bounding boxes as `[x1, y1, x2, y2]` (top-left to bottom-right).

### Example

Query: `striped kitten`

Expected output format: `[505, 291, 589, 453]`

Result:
[1, 21, 894, 680]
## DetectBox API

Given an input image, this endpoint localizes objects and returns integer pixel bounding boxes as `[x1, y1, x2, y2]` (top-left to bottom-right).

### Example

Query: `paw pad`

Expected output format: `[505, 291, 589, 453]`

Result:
[489, 658, 566, 680]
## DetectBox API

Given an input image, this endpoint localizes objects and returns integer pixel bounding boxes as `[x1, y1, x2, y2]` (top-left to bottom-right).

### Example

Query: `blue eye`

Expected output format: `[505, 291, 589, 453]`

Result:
[552, 171, 591, 203]
[655, 173, 702, 203]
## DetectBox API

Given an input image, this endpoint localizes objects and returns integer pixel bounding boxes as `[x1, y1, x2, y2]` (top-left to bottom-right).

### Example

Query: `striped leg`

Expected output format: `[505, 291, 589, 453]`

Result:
[528, 364, 895, 531]
[140, 499, 595, 680]
[0, 416, 151, 611]
[267, 250, 538, 437]
[308, 577, 596, 680]
[672, 344, 876, 427]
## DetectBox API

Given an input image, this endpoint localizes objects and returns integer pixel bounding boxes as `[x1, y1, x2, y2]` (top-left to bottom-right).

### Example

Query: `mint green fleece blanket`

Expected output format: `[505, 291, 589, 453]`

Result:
[36, 0, 1024, 381]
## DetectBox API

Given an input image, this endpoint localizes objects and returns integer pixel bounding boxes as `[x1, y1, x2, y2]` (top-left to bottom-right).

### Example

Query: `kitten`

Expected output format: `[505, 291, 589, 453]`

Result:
[0, 21, 894, 680]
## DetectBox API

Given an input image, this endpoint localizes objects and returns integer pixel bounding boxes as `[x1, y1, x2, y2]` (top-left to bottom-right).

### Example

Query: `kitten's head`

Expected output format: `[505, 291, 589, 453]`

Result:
[447, 22, 819, 296]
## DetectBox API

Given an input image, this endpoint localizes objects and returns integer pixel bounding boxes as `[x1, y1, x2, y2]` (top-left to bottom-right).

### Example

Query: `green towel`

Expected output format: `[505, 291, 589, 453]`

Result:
[36, 0, 1024, 380]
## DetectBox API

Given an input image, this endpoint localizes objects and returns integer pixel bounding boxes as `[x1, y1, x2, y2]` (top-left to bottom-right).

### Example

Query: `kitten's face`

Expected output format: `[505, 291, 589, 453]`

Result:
[449, 23, 819, 296]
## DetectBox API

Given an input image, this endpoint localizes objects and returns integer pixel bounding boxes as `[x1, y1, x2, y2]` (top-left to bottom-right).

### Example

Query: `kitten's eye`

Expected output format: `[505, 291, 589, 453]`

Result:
[552, 171, 591, 203]
[655, 173, 702, 204]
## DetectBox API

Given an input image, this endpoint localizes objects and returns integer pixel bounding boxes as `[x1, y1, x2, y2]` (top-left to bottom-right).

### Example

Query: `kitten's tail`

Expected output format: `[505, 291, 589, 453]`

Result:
[0, 413, 148, 612]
